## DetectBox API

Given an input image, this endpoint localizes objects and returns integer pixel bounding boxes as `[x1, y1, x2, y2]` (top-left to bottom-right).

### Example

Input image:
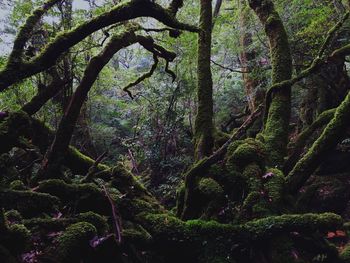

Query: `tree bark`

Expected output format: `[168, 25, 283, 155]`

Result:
[248, 0, 293, 167]
[194, 0, 214, 160]
[239, 0, 259, 112]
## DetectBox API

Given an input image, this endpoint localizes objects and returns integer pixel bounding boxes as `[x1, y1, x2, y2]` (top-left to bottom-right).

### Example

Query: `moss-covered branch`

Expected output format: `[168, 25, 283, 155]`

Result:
[287, 91, 350, 194]
[283, 109, 336, 174]
[0, 0, 198, 91]
[139, 212, 342, 259]
[7, 0, 61, 65]
[21, 68, 64, 115]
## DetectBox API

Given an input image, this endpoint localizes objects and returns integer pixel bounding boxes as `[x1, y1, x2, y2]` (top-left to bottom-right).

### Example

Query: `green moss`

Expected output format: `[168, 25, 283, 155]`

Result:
[197, 178, 223, 198]
[118, 198, 160, 218]
[0, 111, 32, 155]
[110, 164, 150, 197]
[56, 222, 96, 263]
[67, 146, 109, 175]
[176, 184, 185, 217]
[341, 244, 350, 262]
[242, 191, 261, 210]
[226, 140, 244, 162]
[9, 180, 26, 191]
[5, 224, 30, 254]
[23, 217, 73, 231]
[288, 84, 350, 194]
[214, 130, 231, 148]
[249, 0, 292, 168]
[226, 139, 266, 170]
[242, 163, 263, 191]
[122, 223, 152, 245]
[139, 213, 191, 245]
[0, 189, 59, 217]
[37, 179, 110, 215]
[244, 213, 342, 237]
[255, 132, 265, 143]
[4, 210, 22, 223]
[264, 168, 285, 205]
[77, 212, 108, 235]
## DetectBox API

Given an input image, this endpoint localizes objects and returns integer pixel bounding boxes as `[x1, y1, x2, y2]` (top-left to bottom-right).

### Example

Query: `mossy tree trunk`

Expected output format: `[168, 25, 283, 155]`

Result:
[194, 0, 214, 160]
[248, 0, 293, 167]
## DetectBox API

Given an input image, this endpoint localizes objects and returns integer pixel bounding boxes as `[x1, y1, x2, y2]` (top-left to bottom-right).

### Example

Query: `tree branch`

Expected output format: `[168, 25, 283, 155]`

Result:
[123, 54, 159, 99]
[8, 0, 62, 64]
[0, 0, 198, 92]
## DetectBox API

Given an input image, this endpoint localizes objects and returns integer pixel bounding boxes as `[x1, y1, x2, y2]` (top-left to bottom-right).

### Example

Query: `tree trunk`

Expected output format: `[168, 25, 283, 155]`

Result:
[194, 0, 214, 160]
[248, 0, 293, 167]
[239, 0, 259, 113]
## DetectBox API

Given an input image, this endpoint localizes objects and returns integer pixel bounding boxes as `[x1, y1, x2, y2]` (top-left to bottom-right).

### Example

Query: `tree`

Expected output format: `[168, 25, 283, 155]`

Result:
[194, 0, 214, 160]
[1, 0, 350, 262]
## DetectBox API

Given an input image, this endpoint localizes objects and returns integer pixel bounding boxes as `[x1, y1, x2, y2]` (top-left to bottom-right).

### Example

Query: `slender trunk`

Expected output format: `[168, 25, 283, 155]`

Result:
[194, 0, 214, 160]
[239, 0, 258, 112]
[249, 0, 293, 167]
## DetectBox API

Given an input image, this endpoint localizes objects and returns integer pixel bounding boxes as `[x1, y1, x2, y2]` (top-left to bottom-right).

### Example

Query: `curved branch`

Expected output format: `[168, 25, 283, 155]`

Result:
[0, 0, 198, 92]
[123, 54, 159, 99]
[122, 35, 178, 98]
[21, 68, 65, 115]
[283, 109, 336, 174]
[8, 0, 62, 64]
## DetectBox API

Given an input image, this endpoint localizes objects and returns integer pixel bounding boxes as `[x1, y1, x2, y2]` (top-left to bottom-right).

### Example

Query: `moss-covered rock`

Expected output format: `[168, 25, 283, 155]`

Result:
[4, 210, 22, 224]
[56, 222, 97, 263]
[37, 179, 110, 215]
[198, 178, 224, 198]
[23, 217, 74, 232]
[122, 222, 152, 246]
[0, 189, 59, 217]
[77, 212, 108, 235]
[5, 224, 30, 254]
[226, 138, 266, 170]
[214, 130, 231, 148]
